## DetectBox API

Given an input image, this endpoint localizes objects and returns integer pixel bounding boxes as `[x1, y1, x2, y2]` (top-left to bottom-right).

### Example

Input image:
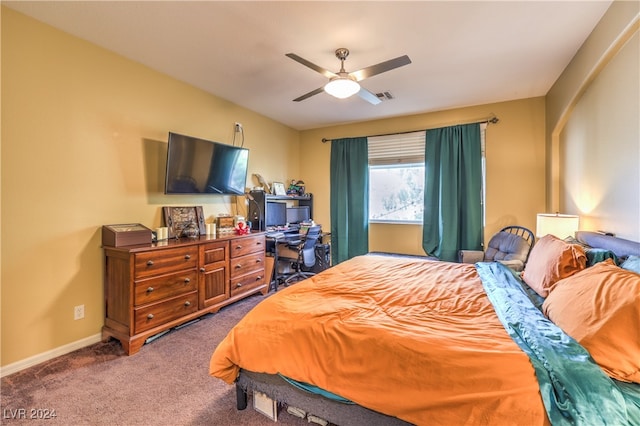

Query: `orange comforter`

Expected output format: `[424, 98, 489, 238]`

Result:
[210, 255, 549, 425]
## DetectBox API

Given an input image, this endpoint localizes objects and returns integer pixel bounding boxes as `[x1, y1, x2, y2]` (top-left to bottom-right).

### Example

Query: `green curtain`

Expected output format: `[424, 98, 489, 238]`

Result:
[422, 123, 482, 261]
[330, 137, 369, 265]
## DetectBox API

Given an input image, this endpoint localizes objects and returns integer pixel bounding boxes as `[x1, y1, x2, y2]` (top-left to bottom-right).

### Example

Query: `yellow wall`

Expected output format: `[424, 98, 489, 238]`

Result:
[546, 1, 639, 241]
[3, 1, 638, 370]
[561, 32, 639, 240]
[299, 98, 547, 255]
[1, 8, 299, 366]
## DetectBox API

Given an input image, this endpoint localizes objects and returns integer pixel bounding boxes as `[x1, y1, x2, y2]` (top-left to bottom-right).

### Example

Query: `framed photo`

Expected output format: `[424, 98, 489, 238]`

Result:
[162, 206, 206, 238]
[272, 182, 286, 196]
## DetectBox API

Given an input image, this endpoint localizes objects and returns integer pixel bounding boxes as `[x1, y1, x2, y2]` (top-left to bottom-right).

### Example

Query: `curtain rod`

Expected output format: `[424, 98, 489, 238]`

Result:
[321, 114, 499, 143]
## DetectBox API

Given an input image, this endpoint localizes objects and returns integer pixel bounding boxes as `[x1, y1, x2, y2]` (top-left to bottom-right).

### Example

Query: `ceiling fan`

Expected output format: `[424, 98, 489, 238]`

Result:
[286, 48, 411, 105]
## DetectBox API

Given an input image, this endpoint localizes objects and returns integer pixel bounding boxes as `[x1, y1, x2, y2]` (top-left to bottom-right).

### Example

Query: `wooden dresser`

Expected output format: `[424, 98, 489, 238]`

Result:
[102, 232, 266, 355]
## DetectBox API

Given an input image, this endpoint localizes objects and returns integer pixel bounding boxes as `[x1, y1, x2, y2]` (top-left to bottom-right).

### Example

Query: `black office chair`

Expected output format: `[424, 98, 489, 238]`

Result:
[279, 225, 322, 285]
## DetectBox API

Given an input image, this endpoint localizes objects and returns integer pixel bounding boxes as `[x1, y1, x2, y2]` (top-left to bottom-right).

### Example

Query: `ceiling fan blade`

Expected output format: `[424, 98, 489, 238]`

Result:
[286, 53, 337, 79]
[293, 87, 325, 102]
[357, 88, 382, 105]
[350, 55, 412, 81]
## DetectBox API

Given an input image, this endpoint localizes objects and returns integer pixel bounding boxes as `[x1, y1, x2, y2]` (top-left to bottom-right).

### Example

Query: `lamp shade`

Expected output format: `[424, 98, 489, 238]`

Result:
[536, 213, 579, 239]
[324, 77, 360, 99]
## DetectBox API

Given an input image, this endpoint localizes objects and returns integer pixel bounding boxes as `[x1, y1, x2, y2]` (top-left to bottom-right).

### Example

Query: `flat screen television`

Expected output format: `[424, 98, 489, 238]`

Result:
[165, 132, 249, 195]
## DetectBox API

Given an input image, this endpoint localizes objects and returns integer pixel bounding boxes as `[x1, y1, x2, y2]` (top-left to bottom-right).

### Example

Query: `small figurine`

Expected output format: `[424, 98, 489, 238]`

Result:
[287, 180, 305, 196]
[235, 221, 250, 235]
[181, 222, 200, 238]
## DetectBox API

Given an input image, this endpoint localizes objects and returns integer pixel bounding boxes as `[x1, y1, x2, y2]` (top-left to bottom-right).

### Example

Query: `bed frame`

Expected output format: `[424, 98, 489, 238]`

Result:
[234, 231, 640, 425]
[236, 370, 410, 425]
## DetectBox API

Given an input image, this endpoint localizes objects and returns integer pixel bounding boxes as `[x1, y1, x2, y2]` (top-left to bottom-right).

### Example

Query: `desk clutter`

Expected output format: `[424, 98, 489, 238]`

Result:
[246, 190, 313, 232]
[265, 224, 331, 291]
[215, 214, 252, 236]
[265, 220, 317, 236]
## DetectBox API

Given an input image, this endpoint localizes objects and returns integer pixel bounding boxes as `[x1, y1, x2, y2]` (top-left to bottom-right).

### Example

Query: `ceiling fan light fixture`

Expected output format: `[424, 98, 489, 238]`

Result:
[324, 77, 360, 99]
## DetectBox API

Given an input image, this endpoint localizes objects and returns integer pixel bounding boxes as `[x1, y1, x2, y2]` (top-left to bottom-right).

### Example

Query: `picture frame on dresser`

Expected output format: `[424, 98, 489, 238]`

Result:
[162, 206, 206, 238]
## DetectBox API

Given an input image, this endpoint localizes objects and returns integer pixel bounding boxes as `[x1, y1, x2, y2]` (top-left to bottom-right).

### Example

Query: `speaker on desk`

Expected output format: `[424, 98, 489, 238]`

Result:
[246, 191, 264, 231]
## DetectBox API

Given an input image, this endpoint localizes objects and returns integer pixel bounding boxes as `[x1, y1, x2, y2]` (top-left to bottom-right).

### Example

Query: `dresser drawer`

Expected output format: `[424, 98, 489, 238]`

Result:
[134, 292, 198, 334]
[230, 252, 265, 278]
[230, 235, 265, 258]
[134, 247, 198, 279]
[202, 241, 228, 266]
[230, 269, 266, 297]
[134, 271, 198, 306]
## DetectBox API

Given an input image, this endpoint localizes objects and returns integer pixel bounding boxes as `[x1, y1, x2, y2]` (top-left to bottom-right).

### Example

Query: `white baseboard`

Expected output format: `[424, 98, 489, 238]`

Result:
[0, 333, 103, 378]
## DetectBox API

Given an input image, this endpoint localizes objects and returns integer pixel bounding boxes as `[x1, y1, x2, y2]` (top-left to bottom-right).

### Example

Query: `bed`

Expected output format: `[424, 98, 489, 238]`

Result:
[209, 231, 640, 425]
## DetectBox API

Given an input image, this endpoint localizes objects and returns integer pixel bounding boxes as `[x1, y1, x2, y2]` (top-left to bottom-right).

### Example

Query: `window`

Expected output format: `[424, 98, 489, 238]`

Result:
[369, 163, 424, 222]
[368, 132, 426, 224]
[368, 126, 486, 225]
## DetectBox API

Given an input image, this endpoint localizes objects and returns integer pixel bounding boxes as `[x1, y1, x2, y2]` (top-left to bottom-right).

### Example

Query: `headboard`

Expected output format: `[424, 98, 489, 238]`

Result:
[576, 231, 640, 258]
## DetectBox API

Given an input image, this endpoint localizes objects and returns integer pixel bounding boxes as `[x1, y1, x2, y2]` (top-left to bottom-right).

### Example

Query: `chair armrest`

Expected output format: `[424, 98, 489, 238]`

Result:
[459, 250, 484, 264]
[497, 259, 525, 272]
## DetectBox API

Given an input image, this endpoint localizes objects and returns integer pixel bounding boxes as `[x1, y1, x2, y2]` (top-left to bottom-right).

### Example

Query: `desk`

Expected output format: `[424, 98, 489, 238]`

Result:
[265, 231, 331, 291]
[265, 233, 303, 292]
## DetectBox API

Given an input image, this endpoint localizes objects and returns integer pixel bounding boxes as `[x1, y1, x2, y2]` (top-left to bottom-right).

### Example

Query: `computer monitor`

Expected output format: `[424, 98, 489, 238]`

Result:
[265, 202, 287, 228]
[286, 206, 310, 225]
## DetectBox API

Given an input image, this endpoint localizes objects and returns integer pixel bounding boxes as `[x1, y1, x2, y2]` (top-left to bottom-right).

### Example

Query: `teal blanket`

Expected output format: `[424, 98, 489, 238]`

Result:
[476, 262, 640, 425]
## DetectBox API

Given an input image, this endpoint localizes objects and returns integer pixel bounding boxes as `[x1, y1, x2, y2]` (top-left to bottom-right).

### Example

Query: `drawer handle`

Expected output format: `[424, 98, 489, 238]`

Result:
[256, 241, 263, 246]
[235, 264, 242, 269]
[184, 278, 190, 283]
[255, 259, 262, 263]
[200, 267, 206, 273]
[256, 276, 262, 281]
[235, 245, 243, 250]
[184, 254, 191, 260]
[184, 301, 191, 307]
[147, 314, 154, 320]
[146, 286, 154, 293]
[146, 260, 154, 266]
[236, 283, 243, 288]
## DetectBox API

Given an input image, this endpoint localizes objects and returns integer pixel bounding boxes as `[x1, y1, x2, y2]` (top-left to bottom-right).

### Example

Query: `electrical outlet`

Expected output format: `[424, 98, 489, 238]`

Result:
[74, 304, 85, 320]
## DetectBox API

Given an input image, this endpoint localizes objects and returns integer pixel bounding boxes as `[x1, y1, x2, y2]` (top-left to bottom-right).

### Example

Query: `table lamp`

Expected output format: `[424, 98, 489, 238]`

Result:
[536, 213, 579, 239]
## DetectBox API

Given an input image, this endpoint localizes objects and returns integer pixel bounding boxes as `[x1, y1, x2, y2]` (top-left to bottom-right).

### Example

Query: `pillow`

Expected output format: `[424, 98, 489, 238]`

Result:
[542, 259, 640, 383]
[585, 248, 619, 267]
[620, 255, 640, 274]
[563, 235, 617, 266]
[563, 235, 590, 250]
[521, 234, 586, 297]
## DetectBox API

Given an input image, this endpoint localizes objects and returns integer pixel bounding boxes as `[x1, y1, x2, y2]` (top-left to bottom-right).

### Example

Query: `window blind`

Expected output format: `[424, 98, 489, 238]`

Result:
[368, 131, 426, 165]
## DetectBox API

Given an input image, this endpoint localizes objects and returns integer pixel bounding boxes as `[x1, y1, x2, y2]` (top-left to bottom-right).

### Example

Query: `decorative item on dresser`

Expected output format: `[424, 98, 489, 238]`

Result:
[102, 232, 266, 355]
[102, 223, 152, 247]
[162, 206, 206, 238]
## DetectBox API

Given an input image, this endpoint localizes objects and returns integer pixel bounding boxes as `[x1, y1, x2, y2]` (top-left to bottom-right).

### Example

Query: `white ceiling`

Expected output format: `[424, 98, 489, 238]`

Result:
[4, 1, 612, 130]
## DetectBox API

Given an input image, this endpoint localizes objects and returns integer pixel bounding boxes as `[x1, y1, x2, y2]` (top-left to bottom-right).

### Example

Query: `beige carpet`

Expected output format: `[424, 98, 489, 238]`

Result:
[1, 293, 312, 425]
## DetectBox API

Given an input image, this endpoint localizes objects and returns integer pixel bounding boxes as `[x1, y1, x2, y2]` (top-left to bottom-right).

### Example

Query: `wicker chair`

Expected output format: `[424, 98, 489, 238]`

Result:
[459, 225, 535, 272]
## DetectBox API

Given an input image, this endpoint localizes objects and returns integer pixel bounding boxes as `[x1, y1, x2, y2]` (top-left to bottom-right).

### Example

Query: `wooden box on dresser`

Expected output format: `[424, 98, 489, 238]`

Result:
[102, 232, 266, 355]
